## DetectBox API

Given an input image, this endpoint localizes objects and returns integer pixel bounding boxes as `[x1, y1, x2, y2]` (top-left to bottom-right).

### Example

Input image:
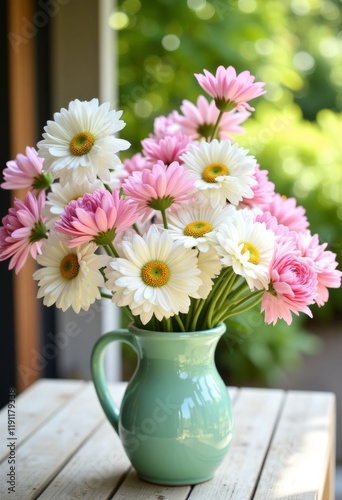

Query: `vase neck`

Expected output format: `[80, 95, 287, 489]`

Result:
[129, 324, 226, 364]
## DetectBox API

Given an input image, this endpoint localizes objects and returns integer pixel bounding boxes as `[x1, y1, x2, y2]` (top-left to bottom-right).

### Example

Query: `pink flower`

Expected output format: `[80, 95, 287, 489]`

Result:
[1, 146, 51, 191]
[240, 166, 275, 209]
[55, 189, 138, 247]
[123, 153, 153, 176]
[122, 161, 196, 221]
[177, 96, 250, 140]
[0, 191, 47, 273]
[195, 66, 266, 112]
[261, 240, 318, 325]
[265, 193, 309, 233]
[153, 111, 181, 138]
[297, 231, 342, 306]
[142, 132, 192, 164]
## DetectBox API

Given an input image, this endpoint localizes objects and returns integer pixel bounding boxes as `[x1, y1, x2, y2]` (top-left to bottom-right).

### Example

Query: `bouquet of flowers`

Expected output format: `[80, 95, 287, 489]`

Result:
[1, 66, 341, 332]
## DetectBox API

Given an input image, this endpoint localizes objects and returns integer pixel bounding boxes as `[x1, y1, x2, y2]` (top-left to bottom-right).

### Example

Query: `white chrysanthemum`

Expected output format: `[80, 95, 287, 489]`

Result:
[37, 99, 130, 185]
[195, 247, 222, 299]
[44, 179, 103, 228]
[105, 227, 202, 324]
[214, 209, 275, 290]
[167, 201, 236, 252]
[33, 232, 109, 313]
[180, 139, 257, 207]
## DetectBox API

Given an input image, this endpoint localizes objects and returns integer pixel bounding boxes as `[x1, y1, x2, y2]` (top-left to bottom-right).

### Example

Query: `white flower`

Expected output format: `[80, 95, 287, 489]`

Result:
[105, 226, 202, 324]
[33, 232, 109, 313]
[167, 201, 236, 252]
[195, 247, 222, 299]
[37, 99, 130, 185]
[214, 209, 275, 290]
[181, 139, 257, 206]
[44, 179, 103, 228]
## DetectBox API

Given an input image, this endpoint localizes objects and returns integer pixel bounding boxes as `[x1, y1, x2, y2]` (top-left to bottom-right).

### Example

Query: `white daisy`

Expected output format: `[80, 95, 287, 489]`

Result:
[180, 139, 257, 207]
[105, 226, 202, 325]
[214, 209, 275, 290]
[44, 179, 104, 228]
[37, 99, 130, 185]
[33, 232, 109, 313]
[195, 247, 222, 299]
[167, 201, 236, 252]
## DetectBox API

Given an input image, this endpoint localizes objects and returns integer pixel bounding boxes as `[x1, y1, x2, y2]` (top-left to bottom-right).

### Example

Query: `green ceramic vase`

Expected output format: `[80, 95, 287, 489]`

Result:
[91, 322, 233, 485]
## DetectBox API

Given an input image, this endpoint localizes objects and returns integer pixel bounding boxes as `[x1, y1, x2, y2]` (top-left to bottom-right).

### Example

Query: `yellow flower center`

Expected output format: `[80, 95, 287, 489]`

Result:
[60, 254, 80, 280]
[202, 162, 229, 183]
[69, 131, 95, 156]
[184, 220, 213, 238]
[241, 242, 261, 265]
[141, 260, 170, 287]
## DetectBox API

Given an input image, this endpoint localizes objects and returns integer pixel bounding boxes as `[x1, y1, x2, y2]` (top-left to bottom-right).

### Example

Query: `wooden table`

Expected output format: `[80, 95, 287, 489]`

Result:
[0, 379, 336, 499]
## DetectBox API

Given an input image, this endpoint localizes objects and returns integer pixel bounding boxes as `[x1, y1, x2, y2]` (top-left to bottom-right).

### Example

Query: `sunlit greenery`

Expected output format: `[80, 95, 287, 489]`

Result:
[115, 0, 342, 383]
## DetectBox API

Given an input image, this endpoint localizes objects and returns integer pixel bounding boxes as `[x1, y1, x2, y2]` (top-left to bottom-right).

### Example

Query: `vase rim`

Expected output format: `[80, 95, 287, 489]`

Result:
[128, 322, 226, 338]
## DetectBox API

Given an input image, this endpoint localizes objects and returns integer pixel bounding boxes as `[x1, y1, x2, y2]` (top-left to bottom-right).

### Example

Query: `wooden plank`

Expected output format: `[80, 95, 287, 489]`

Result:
[39, 420, 130, 500]
[38, 383, 130, 499]
[188, 388, 284, 499]
[0, 382, 107, 499]
[112, 469, 192, 500]
[0, 379, 84, 463]
[253, 391, 336, 500]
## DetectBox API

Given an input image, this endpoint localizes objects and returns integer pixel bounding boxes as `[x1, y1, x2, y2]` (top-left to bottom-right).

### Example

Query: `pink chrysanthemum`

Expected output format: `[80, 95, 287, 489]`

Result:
[195, 66, 266, 112]
[0, 191, 47, 273]
[265, 193, 309, 233]
[55, 189, 138, 247]
[122, 161, 196, 221]
[297, 231, 342, 306]
[255, 212, 298, 244]
[177, 96, 250, 140]
[123, 153, 153, 176]
[1, 146, 52, 191]
[240, 166, 275, 210]
[153, 111, 181, 138]
[261, 240, 318, 325]
[142, 132, 192, 164]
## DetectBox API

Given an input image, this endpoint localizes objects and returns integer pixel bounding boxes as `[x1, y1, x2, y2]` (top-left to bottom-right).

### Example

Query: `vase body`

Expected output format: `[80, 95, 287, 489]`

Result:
[91, 323, 233, 485]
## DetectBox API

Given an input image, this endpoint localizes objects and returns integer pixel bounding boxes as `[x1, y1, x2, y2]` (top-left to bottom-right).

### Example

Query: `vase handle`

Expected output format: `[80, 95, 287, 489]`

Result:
[91, 329, 139, 434]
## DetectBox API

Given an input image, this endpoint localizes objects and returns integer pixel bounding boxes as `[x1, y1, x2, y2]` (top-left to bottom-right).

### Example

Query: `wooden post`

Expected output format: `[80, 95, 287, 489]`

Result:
[7, 0, 40, 392]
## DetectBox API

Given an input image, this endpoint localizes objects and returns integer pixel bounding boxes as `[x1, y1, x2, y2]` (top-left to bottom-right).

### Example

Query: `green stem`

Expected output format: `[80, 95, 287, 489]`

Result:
[161, 208, 168, 229]
[107, 242, 119, 258]
[210, 109, 224, 141]
[100, 292, 113, 300]
[173, 314, 186, 332]
[214, 293, 263, 324]
[190, 299, 206, 331]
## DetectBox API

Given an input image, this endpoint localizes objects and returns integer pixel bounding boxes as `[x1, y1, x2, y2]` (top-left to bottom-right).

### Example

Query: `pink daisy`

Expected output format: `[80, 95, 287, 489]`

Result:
[261, 240, 318, 325]
[123, 153, 153, 176]
[122, 161, 196, 221]
[195, 65, 266, 112]
[240, 166, 275, 210]
[265, 193, 309, 233]
[1, 146, 52, 191]
[0, 191, 47, 273]
[142, 132, 192, 164]
[55, 189, 138, 247]
[153, 111, 181, 138]
[177, 96, 250, 140]
[297, 231, 342, 306]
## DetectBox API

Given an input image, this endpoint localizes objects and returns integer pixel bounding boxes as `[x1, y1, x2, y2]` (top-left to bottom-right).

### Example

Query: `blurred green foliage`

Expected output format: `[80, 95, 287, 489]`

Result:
[115, 0, 342, 383]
